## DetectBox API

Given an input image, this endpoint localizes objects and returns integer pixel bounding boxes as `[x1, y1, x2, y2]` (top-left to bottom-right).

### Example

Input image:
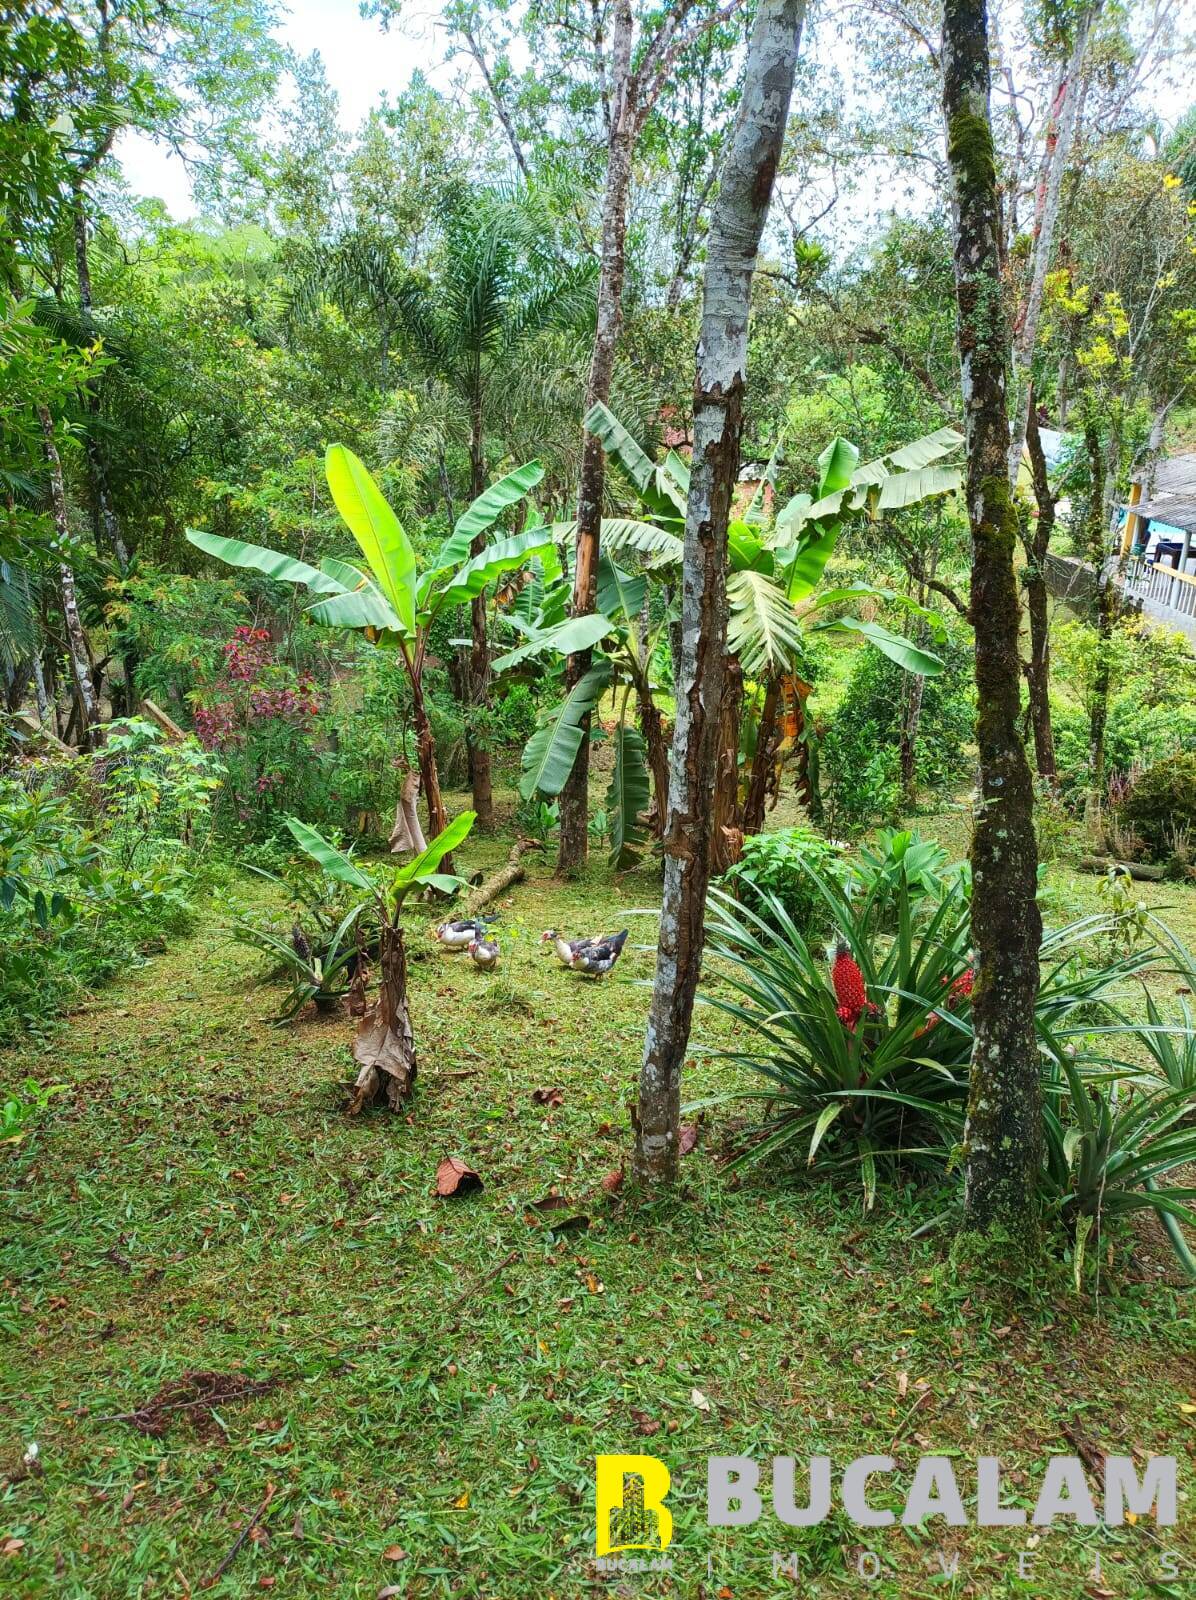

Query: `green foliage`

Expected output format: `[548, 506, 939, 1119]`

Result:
[1, 1077, 66, 1144]
[231, 864, 370, 1023]
[1116, 750, 1196, 861]
[605, 720, 651, 868]
[720, 826, 847, 936]
[0, 731, 223, 1041]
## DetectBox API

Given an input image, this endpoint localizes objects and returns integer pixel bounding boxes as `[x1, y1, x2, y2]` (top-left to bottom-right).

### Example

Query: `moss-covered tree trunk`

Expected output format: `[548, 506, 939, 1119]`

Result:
[633, 0, 805, 1187]
[1084, 415, 1115, 820]
[942, 0, 1043, 1241]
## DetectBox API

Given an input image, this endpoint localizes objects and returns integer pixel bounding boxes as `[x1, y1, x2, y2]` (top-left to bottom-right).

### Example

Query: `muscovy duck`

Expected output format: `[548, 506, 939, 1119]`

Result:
[433, 916, 494, 950]
[541, 929, 596, 968]
[572, 929, 629, 977]
[468, 935, 500, 971]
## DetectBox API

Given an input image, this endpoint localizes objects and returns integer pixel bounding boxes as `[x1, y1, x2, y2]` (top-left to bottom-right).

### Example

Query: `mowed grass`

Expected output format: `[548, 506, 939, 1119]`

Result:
[3, 789, 1196, 1599]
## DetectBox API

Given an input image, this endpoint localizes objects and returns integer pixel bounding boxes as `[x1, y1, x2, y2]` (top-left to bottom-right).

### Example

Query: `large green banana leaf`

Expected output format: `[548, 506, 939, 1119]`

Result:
[519, 660, 612, 799]
[429, 460, 545, 579]
[606, 720, 651, 868]
[597, 552, 646, 624]
[185, 529, 346, 596]
[325, 445, 417, 636]
[492, 611, 614, 673]
[392, 810, 476, 899]
[814, 615, 944, 674]
[436, 528, 555, 612]
[285, 817, 375, 891]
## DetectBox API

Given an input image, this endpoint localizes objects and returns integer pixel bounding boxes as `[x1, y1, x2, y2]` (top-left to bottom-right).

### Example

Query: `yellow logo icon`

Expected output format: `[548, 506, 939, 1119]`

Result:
[595, 1454, 673, 1556]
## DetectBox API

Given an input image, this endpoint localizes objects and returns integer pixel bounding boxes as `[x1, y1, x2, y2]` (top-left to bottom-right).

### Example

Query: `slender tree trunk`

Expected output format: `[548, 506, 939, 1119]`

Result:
[72, 184, 130, 572]
[1023, 402, 1057, 785]
[634, 0, 804, 1187]
[1084, 415, 1114, 818]
[38, 407, 100, 750]
[557, 0, 637, 874]
[465, 410, 496, 829]
[410, 675, 450, 852]
[899, 668, 926, 803]
[1005, 5, 1097, 488]
[942, 0, 1043, 1242]
[636, 681, 671, 835]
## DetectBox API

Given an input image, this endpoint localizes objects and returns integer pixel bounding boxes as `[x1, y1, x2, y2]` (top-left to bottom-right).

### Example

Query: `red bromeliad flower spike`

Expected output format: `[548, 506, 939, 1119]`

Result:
[831, 943, 867, 1031]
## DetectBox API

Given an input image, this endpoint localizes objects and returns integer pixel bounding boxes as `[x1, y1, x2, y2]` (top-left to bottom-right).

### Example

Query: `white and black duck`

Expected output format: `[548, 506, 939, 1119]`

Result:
[541, 927, 629, 977]
[468, 935, 500, 971]
[432, 916, 495, 950]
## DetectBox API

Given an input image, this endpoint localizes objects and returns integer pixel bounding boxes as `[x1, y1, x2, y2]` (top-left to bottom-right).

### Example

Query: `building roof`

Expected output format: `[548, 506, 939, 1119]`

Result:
[1127, 453, 1196, 534]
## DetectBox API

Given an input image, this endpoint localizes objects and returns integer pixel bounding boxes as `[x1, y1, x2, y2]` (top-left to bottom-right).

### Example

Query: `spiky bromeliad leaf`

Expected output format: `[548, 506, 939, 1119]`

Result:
[429, 459, 545, 577]
[325, 444, 417, 636]
[491, 611, 614, 673]
[519, 660, 612, 799]
[597, 552, 647, 624]
[583, 401, 686, 521]
[606, 721, 651, 868]
[816, 615, 944, 675]
[726, 570, 806, 677]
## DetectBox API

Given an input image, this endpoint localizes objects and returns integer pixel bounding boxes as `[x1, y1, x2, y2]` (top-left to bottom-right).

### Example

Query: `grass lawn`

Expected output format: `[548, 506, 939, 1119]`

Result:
[3, 785, 1195, 1598]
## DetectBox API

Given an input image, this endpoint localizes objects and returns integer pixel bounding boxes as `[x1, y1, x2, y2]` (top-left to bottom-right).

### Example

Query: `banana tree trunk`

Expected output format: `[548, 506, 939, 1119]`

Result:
[347, 921, 416, 1113]
[742, 675, 782, 835]
[410, 675, 451, 871]
[943, 0, 1043, 1242]
[634, 0, 804, 1187]
[635, 678, 671, 835]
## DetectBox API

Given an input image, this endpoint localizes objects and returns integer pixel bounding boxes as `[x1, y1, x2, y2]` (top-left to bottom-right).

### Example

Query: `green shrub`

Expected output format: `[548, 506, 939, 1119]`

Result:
[720, 826, 847, 936]
[1115, 750, 1196, 860]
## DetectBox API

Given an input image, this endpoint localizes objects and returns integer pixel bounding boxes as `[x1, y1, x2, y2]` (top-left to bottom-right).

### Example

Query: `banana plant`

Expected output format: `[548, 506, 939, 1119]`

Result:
[285, 809, 475, 1113]
[188, 447, 549, 851]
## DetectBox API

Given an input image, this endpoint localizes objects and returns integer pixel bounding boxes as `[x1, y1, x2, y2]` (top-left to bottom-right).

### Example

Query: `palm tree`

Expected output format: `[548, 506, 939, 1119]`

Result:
[302, 190, 596, 827]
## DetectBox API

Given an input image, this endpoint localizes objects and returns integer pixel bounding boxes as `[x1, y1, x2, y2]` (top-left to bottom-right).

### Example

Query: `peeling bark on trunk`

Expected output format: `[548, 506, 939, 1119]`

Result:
[943, 0, 1043, 1241]
[1023, 403, 1058, 785]
[389, 768, 427, 854]
[558, 0, 637, 874]
[634, 0, 804, 1188]
[39, 407, 99, 750]
[348, 922, 416, 1113]
[1005, 6, 1097, 489]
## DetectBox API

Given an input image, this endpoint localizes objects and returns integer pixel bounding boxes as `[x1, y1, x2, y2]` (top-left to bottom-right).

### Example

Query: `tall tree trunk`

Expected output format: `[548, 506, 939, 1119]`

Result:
[709, 656, 744, 873]
[1023, 401, 1057, 785]
[557, 0, 637, 874]
[465, 408, 496, 829]
[1005, 5, 1097, 488]
[942, 0, 1043, 1241]
[633, 0, 804, 1187]
[72, 184, 130, 572]
[899, 667, 926, 804]
[38, 406, 100, 749]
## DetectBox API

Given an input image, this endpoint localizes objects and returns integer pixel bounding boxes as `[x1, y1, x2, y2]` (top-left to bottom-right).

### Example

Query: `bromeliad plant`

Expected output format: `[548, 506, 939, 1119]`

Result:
[231, 861, 374, 1024]
[284, 809, 475, 1113]
[188, 449, 550, 848]
[695, 860, 1161, 1208]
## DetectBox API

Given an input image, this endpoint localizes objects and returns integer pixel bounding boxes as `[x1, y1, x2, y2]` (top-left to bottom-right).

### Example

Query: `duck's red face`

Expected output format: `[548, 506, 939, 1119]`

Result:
[539, 930, 554, 944]
[468, 940, 478, 954]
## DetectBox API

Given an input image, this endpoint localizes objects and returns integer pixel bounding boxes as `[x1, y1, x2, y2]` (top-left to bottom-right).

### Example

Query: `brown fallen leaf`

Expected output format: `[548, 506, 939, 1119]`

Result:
[382, 1544, 407, 1562]
[678, 1123, 699, 1156]
[600, 1168, 624, 1194]
[378, 1588, 403, 1599]
[435, 1157, 482, 1198]
[529, 1194, 571, 1212]
[631, 1410, 661, 1436]
[691, 1387, 712, 1412]
[1, 1538, 25, 1557]
[531, 1086, 564, 1107]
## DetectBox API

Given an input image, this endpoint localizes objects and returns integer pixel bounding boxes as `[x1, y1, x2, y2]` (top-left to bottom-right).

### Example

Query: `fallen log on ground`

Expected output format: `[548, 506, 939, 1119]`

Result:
[1077, 854, 1169, 882]
[460, 836, 543, 918]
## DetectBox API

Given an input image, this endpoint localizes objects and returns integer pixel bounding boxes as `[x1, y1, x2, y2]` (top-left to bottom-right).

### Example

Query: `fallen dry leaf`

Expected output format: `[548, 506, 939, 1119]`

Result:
[435, 1157, 482, 1198]
[1, 1539, 25, 1557]
[382, 1544, 407, 1561]
[691, 1387, 712, 1412]
[600, 1168, 624, 1194]
[531, 1086, 564, 1107]
[678, 1123, 699, 1156]
[453, 1491, 470, 1509]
